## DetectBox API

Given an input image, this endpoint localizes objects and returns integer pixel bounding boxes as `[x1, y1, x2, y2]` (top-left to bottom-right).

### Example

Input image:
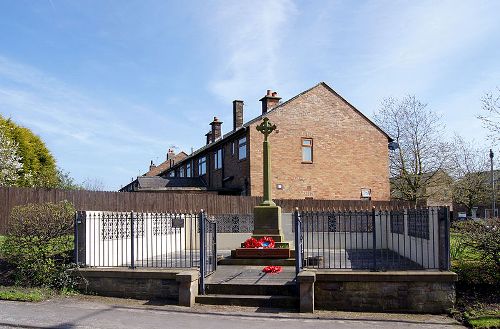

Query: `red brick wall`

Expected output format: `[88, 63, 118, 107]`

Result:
[206, 133, 250, 194]
[248, 84, 390, 200]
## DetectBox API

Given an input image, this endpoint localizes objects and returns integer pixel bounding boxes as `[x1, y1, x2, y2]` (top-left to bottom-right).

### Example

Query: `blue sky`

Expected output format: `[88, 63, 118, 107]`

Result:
[0, 0, 499, 190]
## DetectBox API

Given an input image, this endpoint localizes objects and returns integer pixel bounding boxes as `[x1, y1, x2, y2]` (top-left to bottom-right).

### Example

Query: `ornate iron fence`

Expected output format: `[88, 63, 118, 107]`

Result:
[294, 207, 450, 272]
[75, 210, 217, 270]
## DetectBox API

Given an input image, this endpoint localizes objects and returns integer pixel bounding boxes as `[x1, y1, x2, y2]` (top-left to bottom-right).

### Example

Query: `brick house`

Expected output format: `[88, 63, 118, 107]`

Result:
[122, 82, 392, 200]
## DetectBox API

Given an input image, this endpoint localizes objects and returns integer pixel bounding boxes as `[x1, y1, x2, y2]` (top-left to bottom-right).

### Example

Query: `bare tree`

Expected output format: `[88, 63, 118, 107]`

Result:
[374, 96, 450, 205]
[82, 177, 106, 191]
[478, 87, 500, 144]
[450, 135, 490, 216]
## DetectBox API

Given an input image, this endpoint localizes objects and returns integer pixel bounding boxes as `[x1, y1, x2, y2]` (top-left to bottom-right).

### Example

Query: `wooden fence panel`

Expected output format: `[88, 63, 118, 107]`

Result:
[0, 187, 417, 234]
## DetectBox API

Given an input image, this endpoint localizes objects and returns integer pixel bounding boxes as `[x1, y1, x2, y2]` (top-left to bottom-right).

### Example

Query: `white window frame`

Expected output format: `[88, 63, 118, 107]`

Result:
[302, 138, 313, 163]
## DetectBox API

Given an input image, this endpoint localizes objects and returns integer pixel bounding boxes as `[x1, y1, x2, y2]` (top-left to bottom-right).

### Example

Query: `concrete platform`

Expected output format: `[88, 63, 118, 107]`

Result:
[206, 265, 296, 286]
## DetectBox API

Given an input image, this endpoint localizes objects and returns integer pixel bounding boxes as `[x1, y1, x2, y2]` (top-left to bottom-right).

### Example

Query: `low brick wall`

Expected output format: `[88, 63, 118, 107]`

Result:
[314, 271, 457, 313]
[76, 268, 191, 302]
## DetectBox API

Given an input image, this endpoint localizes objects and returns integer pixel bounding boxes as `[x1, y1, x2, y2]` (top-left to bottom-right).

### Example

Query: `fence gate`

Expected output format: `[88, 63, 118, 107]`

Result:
[199, 210, 217, 295]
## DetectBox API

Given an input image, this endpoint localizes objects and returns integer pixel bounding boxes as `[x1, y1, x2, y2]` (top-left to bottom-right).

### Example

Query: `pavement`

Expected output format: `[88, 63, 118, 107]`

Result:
[0, 295, 465, 329]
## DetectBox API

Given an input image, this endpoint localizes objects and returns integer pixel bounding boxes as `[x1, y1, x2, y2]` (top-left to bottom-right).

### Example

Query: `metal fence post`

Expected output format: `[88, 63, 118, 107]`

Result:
[199, 210, 206, 295]
[130, 211, 135, 269]
[294, 208, 302, 276]
[438, 207, 451, 271]
[74, 211, 79, 266]
[213, 221, 217, 272]
[371, 207, 377, 271]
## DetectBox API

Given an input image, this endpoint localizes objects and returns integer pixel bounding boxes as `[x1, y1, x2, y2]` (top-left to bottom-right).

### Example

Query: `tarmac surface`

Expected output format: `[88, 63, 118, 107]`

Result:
[0, 295, 465, 329]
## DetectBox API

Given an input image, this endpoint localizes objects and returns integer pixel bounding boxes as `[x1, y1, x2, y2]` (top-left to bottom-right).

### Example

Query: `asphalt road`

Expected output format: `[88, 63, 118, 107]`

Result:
[0, 297, 464, 329]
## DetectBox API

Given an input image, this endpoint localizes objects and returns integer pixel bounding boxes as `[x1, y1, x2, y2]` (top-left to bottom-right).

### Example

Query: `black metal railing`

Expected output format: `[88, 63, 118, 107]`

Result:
[75, 211, 204, 269]
[294, 207, 449, 271]
[199, 211, 217, 294]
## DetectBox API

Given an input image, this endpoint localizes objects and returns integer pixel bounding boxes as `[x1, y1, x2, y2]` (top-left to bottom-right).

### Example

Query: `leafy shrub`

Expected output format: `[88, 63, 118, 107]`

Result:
[2, 201, 75, 288]
[452, 219, 500, 268]
[451, 219, 500, 289]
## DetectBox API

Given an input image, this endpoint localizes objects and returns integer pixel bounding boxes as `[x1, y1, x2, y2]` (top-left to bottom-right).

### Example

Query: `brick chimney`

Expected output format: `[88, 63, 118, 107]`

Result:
[205, 131, 212, 145]
[149, 160, 156, 171]
[166, 149, 175, 160]
[259, 90, 281, 115]
[210, 117, 222, 142]
[233, 100, 244, 130]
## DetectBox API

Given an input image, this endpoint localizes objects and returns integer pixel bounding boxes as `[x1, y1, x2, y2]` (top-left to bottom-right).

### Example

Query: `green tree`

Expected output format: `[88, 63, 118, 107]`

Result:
[0, 115, 59, 187]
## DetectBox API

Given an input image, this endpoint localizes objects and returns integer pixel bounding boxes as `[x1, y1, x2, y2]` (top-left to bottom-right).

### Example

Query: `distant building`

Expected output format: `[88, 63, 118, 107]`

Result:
[122, 82, 393, 200]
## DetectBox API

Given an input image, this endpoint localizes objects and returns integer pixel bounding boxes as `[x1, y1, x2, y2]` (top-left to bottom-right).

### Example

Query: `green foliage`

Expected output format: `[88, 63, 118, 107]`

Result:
[0, 115, 59, 187]
[2, 201, 76, 288]
[451, 221, 500, 287]
[453, 219, 500, 268]
[467, 314, 500, 329]
[56, 168, 82, 190]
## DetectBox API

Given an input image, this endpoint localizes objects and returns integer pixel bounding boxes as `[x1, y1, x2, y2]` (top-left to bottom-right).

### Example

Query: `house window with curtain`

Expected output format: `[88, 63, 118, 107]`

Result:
[186, 162, 191, 177]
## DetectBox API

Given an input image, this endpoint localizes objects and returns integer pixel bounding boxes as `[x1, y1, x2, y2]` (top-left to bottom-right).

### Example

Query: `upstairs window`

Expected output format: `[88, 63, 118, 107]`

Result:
[186, 162, 191, 177]
[231, 141, 235, 156]
[238, 137, 247, 160]
[214, 148, 223, 169]
[302, 138, 313, 163]
[179, 166, 185, 177]
[168, 171, 175, 177]
[198, 156, 207, 175]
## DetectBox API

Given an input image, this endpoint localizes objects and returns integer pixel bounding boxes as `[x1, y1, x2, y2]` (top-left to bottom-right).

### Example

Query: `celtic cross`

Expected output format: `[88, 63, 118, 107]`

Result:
[256, 117, 277, 206]
[256, 117, 277, 141]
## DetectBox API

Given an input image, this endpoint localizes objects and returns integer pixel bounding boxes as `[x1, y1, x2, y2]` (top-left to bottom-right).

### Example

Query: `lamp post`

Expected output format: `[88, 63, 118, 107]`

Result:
[490, 149, 496, 218]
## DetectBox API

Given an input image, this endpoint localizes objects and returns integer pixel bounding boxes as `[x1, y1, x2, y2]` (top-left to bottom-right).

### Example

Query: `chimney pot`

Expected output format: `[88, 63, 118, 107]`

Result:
[260, 89, 282, 115]
[205, 131, 213, 145]
[210, 117, 223, 142]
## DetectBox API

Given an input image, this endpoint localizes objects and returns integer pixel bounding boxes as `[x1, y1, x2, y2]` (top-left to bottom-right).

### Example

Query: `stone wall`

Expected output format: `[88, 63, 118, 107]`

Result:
[76, 268, 181, 301]
[313, 271, 456, 313]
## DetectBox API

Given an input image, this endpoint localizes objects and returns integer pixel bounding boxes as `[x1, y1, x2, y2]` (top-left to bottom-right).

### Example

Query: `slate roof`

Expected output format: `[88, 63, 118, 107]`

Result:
[135, 176, 207, 191]
[144, 151, 188, 177]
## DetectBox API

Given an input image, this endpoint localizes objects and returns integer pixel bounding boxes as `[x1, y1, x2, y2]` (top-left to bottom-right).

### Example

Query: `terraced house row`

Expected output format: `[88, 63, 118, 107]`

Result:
[121, 82, 392, 200]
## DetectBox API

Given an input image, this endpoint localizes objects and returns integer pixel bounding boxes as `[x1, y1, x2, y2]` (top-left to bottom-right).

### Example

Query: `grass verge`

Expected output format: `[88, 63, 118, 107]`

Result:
[0, 286, 53, 302]
[467, 316, 500, 329]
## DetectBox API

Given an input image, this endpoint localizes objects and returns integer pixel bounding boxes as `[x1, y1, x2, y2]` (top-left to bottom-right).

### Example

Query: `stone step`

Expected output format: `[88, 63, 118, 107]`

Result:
[217, 257, 296, 266]
[195, 294, 298, 308]
[205, 283, 297, 296]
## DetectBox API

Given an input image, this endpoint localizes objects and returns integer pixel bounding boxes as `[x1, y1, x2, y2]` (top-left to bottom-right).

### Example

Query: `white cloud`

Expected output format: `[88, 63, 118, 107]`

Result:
[206, 0, 298, 104]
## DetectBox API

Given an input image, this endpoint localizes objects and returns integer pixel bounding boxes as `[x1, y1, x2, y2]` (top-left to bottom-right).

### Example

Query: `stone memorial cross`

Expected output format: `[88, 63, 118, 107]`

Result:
[256, 117, 277, 206]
